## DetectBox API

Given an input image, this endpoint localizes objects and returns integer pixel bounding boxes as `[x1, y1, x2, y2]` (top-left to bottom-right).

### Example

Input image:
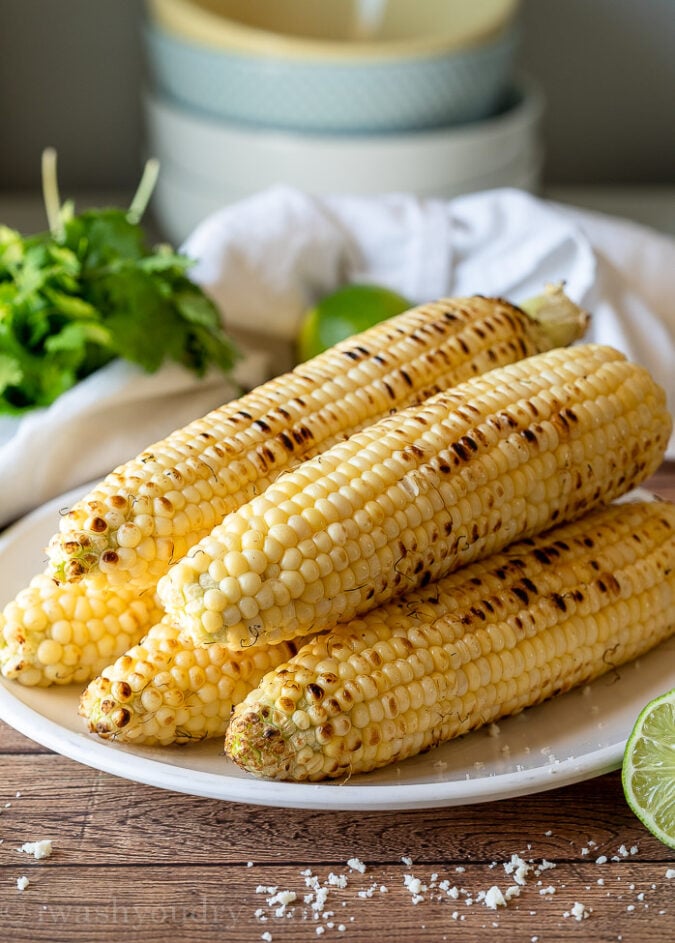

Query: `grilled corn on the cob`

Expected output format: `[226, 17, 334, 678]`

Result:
[225, 499, 675, 781]
[47, 289, 587, 590]
[79, 620, 310, 745]
[0, 572, 162, 687]
[159, 344, 672, 649]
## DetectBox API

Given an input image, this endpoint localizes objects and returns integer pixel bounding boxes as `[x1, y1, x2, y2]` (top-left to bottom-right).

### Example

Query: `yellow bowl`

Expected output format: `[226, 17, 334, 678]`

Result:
[147, 0, 520, 61]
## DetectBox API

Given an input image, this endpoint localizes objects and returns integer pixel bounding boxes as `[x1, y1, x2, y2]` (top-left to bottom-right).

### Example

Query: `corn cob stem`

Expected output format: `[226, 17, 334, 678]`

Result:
[518, 282, 588, 348]
[46, 292, 587, 590]
[0, 572, 162, 687]
[79, 620, 310, 745]
[159, 344, 671, 650]
[225, 499, 675, 782]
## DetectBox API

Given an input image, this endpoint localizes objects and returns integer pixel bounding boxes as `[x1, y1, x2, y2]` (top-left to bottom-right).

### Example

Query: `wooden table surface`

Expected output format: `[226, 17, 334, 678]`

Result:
[0, 462, 672, 943]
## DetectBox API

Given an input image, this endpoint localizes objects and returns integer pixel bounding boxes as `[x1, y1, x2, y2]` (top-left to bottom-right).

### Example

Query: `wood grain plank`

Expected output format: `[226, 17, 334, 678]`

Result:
[0, 861, 672, 943]
[0, 755, 670, 866]
[646, 461, 675, 503]
[0, 721, 51, 754]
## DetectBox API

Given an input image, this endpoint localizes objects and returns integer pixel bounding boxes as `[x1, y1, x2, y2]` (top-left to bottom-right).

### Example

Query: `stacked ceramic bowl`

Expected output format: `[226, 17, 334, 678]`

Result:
[143, 0, 542, 244]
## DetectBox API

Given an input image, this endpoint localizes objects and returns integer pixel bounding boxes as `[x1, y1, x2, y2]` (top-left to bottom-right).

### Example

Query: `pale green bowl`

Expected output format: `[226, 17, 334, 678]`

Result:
[143, 11, 519, 134]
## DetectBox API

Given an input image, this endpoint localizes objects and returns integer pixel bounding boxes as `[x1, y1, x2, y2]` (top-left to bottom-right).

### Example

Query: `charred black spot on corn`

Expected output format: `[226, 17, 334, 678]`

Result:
[225, 499, 675, 782]
[46, 291, 590, 588]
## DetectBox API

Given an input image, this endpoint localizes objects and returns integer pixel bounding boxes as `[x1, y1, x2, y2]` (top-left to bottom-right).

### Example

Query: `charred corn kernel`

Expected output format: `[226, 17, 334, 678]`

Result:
[225, 499, 675, 781]
[0, 572, 162, 687]
[47, 289, 587, 589]
[160, 345, 672, 649]
[79, 618, 310, 745]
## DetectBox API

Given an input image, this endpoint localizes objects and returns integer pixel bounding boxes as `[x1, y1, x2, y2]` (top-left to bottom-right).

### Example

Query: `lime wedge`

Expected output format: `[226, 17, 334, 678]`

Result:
[622, 687, 675, 849]
[297, 284, 412, 362]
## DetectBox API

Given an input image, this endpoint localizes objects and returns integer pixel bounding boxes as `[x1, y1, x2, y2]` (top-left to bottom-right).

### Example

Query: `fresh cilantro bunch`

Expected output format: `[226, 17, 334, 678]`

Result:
[0, 151, 238, 414]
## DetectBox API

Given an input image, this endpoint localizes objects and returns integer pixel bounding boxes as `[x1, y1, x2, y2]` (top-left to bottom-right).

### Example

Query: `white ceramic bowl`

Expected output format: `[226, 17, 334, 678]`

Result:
[144, 0, 521, 133]
[151, 145, 543, 246]
[144, 76, 544, 241]
[145, 78, 544, 244]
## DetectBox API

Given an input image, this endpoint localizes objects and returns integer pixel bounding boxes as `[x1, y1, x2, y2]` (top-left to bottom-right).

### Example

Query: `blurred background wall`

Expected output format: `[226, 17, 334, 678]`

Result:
[0, 0, 673, 193]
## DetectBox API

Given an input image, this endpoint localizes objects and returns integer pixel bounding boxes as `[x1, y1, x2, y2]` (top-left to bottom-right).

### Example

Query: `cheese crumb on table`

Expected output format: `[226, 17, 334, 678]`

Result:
[266, 890, 296, 917]
[16, 876, 29, 891]
[483, 886, 507, 910]
[565, 901, 591, 921]
[504, 853, 531, 885]
[18, 840, 53, 860]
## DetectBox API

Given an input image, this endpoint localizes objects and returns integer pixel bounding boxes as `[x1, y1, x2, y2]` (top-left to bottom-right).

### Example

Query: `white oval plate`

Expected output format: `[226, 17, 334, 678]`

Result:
[0, 485, 672, 810]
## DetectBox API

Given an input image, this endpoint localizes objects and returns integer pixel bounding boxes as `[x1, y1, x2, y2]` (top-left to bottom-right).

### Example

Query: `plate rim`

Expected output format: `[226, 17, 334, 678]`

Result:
[0, 675, 624, 810]
[0, 482, 661, 811]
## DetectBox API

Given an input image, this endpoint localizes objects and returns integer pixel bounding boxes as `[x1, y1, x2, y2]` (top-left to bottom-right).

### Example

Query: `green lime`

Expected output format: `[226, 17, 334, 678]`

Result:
[297, 284, 412, 362]
[622, 687, 675, 849]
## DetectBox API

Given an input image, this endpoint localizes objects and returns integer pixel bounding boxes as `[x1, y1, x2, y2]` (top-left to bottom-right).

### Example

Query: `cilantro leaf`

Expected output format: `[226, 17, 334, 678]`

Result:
[0, 156, 238, 414]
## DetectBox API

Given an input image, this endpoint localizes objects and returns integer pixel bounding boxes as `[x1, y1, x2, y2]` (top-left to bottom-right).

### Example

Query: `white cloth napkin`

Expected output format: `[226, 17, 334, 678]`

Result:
[2, 185, 673, 528]
[0, 354, 269, 528]
[185, 185, 674, 454]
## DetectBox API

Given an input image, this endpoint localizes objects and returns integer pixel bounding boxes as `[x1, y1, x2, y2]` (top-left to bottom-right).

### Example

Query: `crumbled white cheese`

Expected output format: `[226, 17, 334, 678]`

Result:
[260, 933, 272, 942]
[403, 873, 427, 904]
[267, 890, 296, 917]
[16, 876, 29, 892]
[504, 853, 531, 885]
[327, 873, 348, 888]
[346, 858, 366, 873]
[595, 855, 608, 865]
[438, 881, 459, 899]
[483, 886, 507, 909]
[18, 840, 53, 860]
[311, 887, 329, 915]
[567, 901, 591, 921]
[666, 868, 675, 879]
[357, 883, 380, 899]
